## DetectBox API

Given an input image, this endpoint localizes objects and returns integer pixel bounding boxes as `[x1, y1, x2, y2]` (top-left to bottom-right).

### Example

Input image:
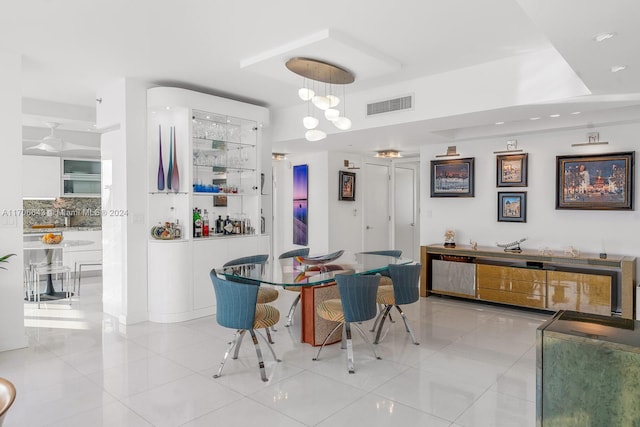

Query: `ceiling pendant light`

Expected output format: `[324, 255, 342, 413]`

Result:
[324, 108, 340, 121]
[305, 129, 327, 142]
[333, 116, 352, 130]
[298, 87, 315, 101]
[327, 94, 340, 107]
[303, 116, 319, 129]
[286, 57, 355, 141]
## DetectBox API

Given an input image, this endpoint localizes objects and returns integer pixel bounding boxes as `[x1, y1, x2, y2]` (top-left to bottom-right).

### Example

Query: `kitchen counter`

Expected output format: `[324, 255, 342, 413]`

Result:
[23, 226, 102, 234]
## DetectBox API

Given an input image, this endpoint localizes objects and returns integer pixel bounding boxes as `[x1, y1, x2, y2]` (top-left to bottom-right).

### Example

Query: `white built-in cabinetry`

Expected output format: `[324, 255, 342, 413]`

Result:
[146, 87, 271, 323]
[23, 155, 61, 198]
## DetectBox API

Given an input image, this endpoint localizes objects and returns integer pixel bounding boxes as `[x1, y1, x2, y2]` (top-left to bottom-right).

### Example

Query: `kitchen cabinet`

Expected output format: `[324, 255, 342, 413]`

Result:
[62, 158, 101, 197]
[23, 155, 61, 198]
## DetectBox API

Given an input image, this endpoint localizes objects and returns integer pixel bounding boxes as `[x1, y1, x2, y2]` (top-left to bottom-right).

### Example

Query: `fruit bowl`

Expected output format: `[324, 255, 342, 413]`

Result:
[42, 233, 63, 244]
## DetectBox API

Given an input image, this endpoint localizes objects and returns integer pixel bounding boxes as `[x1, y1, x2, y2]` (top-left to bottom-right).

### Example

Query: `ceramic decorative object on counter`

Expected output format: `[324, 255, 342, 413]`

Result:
[157, 125, 165, 191]
[444, 229, 456, 248]
[150, 224, 175, 240]
[171, 126, 180, 192]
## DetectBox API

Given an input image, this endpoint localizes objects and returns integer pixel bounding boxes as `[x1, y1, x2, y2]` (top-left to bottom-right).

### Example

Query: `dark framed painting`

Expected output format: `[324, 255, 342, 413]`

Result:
[497, 153, 528, 187]
[338, 171, 356, 201]
[556, 151, 634, 210]
[498, 191, 527, 222]
[293, 164, 309, 245]
[430, 157, 475, 197]
[213, 195, 227, 207]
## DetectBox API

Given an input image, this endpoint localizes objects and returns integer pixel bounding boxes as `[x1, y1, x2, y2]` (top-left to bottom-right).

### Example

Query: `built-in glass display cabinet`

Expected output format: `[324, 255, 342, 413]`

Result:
[146, 87, 271, 323]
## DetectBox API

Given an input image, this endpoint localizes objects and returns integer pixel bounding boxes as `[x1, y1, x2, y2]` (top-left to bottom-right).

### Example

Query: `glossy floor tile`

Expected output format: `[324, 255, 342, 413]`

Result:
[1, 276, 549, 426]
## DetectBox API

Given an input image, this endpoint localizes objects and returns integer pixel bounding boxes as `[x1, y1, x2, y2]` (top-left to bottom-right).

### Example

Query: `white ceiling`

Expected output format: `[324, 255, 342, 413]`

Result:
[2, 0, 639, 156]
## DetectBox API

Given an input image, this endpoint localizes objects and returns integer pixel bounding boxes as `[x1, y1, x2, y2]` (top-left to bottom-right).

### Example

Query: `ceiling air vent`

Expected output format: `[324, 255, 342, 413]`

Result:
[367, 95, 413, 116]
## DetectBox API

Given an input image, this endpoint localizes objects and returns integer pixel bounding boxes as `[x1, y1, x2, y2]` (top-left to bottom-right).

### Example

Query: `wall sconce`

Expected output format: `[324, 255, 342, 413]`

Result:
[571, 132, 609, 147]
[272, 153, 287, 161]
[493, 139, 524, 154]
[343, 160, 360, 169]
[435, 145, 460, 158]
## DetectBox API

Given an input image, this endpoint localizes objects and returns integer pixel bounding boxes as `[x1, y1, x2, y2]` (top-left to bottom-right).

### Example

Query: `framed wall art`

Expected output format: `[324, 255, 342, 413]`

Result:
[556, 151, 634, 210]
[338, 170, 356, 201]
[497, 153, 528, 187]
[498, 191, 526, 222]
[293, 164, 309, 245]
[430, 157, 475, 197]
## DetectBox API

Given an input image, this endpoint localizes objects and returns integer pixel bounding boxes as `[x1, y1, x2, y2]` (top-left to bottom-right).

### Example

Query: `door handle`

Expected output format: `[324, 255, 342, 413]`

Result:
[410, 223, 415, 226]
[366, 225, 373, 230]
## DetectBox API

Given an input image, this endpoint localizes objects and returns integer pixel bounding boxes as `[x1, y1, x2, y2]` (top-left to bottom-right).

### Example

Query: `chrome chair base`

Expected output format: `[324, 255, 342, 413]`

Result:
[285, 294, 301, 327]
[214, 329, 280, 382]
[313, 322, 380, 374]
[374, 305, 419, 345]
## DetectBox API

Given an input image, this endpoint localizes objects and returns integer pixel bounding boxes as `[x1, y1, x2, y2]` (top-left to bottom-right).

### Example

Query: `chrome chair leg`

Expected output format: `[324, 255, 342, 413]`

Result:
[255, 330, 281, 362]
[370, 307, 385, 332]
[374, 305, 393, 344]
[265, 327, 275, 344]
[313, 322, 343, 362]
[396, 305, 419, 345]
[213, 330, 240, 379]
[352, 323, 381, 361]
[233, 330, 246, 359]
[249, 329, 268, 382]
[285, 294, 301, 327]
[345, 323, 355, 374]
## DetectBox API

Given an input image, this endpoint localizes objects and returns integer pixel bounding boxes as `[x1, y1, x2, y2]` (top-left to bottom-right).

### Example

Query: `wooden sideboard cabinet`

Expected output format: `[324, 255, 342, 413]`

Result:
[421, 244, 637, 319]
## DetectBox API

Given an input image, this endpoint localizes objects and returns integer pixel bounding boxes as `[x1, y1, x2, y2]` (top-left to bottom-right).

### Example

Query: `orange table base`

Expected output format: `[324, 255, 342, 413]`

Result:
[300, 282, 343, 346]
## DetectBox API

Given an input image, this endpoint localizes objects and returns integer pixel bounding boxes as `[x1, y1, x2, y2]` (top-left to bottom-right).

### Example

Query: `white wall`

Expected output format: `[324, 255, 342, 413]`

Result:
[420, 122, 640, 308]
[0, 50, 27, 351]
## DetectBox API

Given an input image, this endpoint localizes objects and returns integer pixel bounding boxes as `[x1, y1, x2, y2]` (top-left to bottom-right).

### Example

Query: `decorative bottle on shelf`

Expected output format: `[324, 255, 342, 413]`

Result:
[171, 126, 180, 192]
[193, 208, 202, 238]
[223, 215, 233, 235]
[157, 125, 165, 191]
[260, 209, 265, 234]
[174, 219, 182, 239]
[167, 126, 174, 189]
[216, 215, 223, 234]
[202, 209, 209, 237]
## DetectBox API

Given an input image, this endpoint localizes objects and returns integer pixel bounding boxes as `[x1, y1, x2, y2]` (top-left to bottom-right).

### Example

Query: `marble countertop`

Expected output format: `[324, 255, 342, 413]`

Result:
[23, 226, 102, 234]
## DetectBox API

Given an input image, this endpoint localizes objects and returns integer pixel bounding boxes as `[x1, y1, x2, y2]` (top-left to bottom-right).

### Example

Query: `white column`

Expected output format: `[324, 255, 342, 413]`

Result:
[96, 79, 148, 324]
[0, 50, 27, 351]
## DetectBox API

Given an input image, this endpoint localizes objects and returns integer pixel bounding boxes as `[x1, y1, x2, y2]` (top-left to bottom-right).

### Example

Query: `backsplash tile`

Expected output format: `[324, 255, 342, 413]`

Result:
[23, 197, 102, 229]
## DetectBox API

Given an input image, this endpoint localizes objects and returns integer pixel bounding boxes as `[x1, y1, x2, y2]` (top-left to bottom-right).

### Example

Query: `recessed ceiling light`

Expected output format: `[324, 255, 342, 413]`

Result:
[549, 114, 560, 118]
[530, 117, 540, 121]
[593, 32, 616, 42]
[571, 111, 581, 115]
[610, 65, 627, 73]
[495, 121, 505, 125]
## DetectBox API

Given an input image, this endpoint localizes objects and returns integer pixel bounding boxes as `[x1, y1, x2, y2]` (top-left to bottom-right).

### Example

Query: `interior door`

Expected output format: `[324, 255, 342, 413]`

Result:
[394, 165, 417, 260]
[364, 163, 390, 250]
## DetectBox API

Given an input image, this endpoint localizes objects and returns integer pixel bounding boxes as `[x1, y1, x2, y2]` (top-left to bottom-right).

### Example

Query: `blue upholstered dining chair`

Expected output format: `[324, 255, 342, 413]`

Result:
[313, 273, 381, 374]
[209, 269, 281, 382]
[223, 254, 279, 342]
[372, 263, 421, 345]
[359, 250, 403, 329]
[278, 247, 310, 327]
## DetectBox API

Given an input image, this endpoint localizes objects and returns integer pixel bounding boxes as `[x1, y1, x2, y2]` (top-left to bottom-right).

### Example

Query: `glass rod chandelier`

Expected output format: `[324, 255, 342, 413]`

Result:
[286, 57, 355, 141]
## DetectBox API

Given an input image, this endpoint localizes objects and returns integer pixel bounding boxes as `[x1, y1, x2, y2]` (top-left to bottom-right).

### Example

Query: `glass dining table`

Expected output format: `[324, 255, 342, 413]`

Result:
[218, 251, 412, 345]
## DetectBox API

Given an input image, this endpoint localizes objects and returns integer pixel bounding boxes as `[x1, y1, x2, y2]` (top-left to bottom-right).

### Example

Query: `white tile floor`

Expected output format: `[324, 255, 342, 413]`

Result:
[2, 276, 549, 426]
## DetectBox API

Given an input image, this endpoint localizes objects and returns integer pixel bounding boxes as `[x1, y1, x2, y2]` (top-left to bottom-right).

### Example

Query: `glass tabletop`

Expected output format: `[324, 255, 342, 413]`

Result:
[218, 251, 412, 287]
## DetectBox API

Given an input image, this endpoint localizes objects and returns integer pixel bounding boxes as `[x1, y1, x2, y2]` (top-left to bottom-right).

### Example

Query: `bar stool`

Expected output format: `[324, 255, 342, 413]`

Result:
[28, 263, 72, 308]
[74, 260, 102, 296]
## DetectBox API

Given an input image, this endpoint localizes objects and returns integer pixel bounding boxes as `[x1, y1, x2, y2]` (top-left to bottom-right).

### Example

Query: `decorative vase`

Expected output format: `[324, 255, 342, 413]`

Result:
[167, 126, 174, 190]
[171, 126, 180, 192]
[157, 125, 165, 191]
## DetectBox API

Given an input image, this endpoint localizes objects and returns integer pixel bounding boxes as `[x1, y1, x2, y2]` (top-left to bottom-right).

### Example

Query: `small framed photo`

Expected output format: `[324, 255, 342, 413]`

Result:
[430, 157, 475, 197]
[498, 191, 526, 222]
[339, 170, 356, 201]
[497, 153, 528, 187]
[214, 195, 227, 207]
[556, 151, 634, 210]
